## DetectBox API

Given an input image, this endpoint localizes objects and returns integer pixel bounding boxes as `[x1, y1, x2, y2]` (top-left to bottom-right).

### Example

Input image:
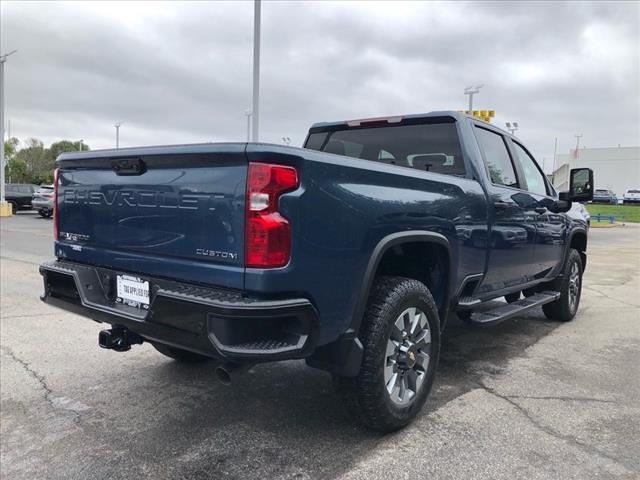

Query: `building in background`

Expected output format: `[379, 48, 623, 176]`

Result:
[551, 146, 640, 196]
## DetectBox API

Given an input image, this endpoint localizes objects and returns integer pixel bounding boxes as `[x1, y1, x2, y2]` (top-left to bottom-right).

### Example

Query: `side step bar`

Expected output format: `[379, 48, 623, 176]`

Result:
[467, 291, 561, 327]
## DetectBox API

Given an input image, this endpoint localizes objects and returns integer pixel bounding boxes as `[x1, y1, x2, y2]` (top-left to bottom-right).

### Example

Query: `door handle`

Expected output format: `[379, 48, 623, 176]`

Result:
[493, 201, 510, 210]
[534, 207, 547, 214]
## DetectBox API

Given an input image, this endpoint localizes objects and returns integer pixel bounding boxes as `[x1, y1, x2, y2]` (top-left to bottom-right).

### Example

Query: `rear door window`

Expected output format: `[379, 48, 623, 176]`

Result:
[474, 127, 518, 188]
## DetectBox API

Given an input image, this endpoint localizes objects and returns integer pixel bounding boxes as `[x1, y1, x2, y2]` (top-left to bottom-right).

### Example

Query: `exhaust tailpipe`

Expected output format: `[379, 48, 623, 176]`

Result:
[215, 362, 253, 386]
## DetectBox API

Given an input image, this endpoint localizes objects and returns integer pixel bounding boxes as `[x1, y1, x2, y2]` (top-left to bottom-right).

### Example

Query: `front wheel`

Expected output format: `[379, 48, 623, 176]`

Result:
[38, 210, 52, 218]
[336, 276, 440, 432]
[542, 249, 583, 322]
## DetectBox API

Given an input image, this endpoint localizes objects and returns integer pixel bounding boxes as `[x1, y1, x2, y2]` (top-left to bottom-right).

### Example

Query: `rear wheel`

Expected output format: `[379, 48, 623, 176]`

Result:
[152, 344, 212, 363]
[8, 201, 18, 214]
[542, 249, 583, 322]
[336, 276, 440, 432]
[38, 210, 52, 218]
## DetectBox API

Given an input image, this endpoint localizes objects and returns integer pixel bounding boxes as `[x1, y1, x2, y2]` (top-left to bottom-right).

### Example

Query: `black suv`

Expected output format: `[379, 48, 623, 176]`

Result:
[5, 184, 37, 213]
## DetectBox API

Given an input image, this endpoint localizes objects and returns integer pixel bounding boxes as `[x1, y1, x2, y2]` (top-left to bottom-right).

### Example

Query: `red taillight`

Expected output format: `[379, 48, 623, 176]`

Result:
[245, 162, 299, 268]
[53, 169, 59, 240]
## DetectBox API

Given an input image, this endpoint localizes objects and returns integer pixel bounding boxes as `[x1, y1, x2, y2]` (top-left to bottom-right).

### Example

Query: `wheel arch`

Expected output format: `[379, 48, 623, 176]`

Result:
[352, 231, 453, 334]
[568, 227, 588, 271]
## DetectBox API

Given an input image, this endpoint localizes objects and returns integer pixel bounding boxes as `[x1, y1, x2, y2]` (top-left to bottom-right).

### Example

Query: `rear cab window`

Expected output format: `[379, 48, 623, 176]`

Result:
[305, 119, 466, 177]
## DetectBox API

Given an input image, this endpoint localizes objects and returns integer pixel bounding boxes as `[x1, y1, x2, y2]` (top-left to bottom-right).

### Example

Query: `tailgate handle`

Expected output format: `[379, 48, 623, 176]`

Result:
[111, 157, 146, 176]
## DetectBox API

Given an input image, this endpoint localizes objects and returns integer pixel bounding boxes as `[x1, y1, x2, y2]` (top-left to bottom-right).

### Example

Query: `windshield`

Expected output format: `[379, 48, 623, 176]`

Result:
[305, 121, 465, 176]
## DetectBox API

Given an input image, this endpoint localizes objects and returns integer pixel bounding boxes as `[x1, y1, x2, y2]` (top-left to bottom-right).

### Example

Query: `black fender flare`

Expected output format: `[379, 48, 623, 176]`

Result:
[565, 227, 588, 271]
[351, 230, 453, 333]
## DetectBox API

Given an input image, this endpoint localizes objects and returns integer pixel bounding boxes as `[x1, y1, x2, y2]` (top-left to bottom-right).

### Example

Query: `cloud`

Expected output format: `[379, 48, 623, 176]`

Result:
[2, 0, 639, 171]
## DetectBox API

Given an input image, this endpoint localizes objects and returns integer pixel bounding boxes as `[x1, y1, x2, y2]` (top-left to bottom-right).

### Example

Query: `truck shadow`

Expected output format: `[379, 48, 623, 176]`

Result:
[101, 305, 561, 479]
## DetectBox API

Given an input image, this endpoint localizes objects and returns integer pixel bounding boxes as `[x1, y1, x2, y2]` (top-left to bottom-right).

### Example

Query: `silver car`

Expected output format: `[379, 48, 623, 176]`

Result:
[32, 185, 54, 218]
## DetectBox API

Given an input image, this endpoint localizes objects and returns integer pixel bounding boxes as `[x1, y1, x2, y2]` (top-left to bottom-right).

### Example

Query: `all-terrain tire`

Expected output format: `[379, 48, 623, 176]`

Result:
[542, 249, 583, 322]
[336, 276, 440, 432]
[152, 344, 212, 363]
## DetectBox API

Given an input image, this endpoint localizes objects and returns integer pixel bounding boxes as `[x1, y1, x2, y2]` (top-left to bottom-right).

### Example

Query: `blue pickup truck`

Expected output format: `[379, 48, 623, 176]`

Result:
[40, 112, 593, 431]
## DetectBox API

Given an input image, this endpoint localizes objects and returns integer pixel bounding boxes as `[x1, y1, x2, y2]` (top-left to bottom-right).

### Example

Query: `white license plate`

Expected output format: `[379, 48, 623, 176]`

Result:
[116, 275, 150, 309]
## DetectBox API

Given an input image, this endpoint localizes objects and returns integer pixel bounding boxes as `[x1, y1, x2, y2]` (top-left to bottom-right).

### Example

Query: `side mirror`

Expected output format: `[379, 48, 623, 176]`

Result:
[560, 168, 593, 202]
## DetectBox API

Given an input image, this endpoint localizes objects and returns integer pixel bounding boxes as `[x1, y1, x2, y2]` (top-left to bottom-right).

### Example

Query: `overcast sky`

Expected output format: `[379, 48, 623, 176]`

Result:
[2, 0, 639, 172]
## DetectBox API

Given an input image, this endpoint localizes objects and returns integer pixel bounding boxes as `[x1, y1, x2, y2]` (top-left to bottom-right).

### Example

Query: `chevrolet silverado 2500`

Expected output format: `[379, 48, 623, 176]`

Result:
[40, 112, 593, 431]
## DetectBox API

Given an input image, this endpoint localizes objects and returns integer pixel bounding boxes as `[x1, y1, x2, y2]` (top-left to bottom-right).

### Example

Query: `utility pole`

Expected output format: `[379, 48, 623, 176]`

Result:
[574, 134, 583, 162]
[78, 139, 83, 152]
[551, 137, 558, 184]
[244, 110, 252, 142]
[251, 0, 261, 142]
[1, 49, 18, 211]
[464, 84, 483, 115]
[115, 122, 122, 148]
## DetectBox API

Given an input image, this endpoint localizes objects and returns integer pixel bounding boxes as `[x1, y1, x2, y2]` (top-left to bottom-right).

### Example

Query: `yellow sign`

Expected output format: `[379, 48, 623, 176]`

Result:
[458, 109, 496, 123]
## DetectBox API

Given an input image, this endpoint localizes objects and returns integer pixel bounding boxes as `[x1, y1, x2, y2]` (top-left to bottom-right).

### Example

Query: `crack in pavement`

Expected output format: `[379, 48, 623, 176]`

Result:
[1, 346, 54, 403]
[502, 394, 617, 404]
[0, 346, 85, 426]
[476, 381, 629, 469]
[582, 286, 640, 308]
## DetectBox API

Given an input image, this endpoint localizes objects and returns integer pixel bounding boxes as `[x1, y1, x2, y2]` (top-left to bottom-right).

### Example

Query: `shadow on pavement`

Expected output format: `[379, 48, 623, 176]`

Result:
[69, 308, 560, 479]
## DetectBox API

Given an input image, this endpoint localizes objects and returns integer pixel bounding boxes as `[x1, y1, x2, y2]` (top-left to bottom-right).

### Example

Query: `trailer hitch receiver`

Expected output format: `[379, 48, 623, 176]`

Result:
[98, 326, 143, 352]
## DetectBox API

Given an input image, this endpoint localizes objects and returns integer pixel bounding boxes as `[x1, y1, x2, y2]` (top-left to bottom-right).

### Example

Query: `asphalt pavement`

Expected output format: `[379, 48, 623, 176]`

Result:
[1, 211, 639, 479]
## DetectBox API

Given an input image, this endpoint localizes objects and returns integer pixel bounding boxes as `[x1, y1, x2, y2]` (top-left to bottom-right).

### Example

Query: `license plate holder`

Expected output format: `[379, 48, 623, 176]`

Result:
[116, 274, 150, 310]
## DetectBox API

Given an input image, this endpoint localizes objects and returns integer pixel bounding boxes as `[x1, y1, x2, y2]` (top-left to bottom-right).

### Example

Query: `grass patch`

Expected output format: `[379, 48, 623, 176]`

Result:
[586, 203, 640, 223]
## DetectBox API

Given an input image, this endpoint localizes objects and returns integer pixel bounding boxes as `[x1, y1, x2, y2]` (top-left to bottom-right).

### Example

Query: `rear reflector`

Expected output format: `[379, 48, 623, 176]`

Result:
[245, 163, 299, 268]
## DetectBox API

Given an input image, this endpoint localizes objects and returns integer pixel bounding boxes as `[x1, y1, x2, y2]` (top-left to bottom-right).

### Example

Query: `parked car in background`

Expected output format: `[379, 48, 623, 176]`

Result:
[32, 185, 55, 218]
[5, 183, 37, 213]
[592, 189, 617, 204]
[623, 189, 640, 204]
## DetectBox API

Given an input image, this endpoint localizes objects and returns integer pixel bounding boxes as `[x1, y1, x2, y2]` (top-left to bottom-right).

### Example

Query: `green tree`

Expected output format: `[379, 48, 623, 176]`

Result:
[16, 138, 46, 178]
[49, 140, 89, 160]
[3, 137, 19, 161]
[6, 158, 29, 183]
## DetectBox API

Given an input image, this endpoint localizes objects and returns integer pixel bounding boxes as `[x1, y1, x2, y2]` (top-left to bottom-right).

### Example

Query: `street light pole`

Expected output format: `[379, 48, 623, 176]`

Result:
[574, 134, 583, 165]
[244, 110, 252, 142]
[464, 84, 483, 115]
[115, 123, 122, 148]
[551, 137, 558, 185]
[78, 139, 83, 152]
[1, 50, 18, 207]
[251, 0, 261, 142]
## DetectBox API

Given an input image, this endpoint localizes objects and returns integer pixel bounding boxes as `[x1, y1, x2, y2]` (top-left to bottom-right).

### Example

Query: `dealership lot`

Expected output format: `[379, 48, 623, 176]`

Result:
[1, 212, 639, 480]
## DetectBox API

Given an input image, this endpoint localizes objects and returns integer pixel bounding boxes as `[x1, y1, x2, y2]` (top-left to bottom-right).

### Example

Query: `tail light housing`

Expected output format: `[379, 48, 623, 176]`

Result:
[245, 162, 298, 268]
[53, 168, 59, 240]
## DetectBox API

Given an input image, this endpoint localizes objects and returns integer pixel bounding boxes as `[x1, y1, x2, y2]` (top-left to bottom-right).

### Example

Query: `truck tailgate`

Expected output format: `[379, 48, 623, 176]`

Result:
[55, 144, 247, 289]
